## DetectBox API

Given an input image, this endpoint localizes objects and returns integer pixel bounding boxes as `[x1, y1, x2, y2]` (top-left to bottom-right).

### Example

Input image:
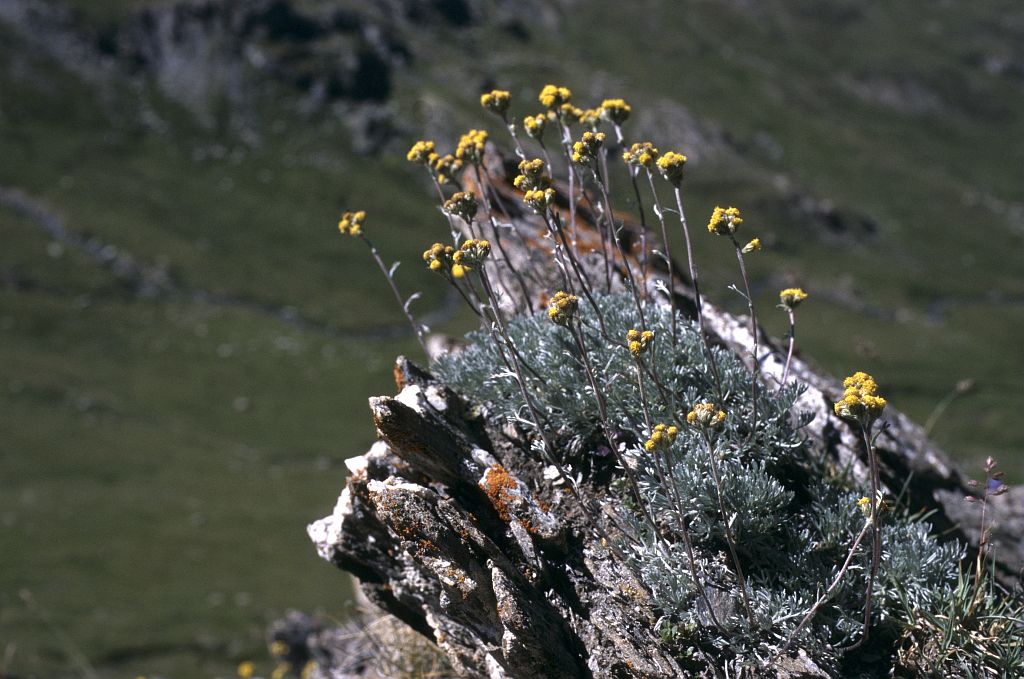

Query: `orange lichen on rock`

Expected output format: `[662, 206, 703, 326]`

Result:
[479, 464, 520, 522]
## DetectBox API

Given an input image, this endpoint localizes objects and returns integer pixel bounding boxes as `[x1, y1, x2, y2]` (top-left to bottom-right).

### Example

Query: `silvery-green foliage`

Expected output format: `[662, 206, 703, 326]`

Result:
[433, 294, 1021, 675]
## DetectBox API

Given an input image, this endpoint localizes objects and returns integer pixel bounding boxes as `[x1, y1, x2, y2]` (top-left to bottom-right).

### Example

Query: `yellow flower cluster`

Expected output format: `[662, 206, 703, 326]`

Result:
[686, 402, 726, 430]
[622, 142, 659, 170]
[600, 98, 631, 125]
[656, 151, 688, 185]
[513, 158, 550, 192]
[833, 371, 887, 425]
[432, 153, 463, 185]
[422, 242, 455, 273]
[742, 238, 762, 254]
[643, 423, 678, 452]
[556, 103, 583, 125]
[237, 661, 255, 679]
[707, 206, 743, 236]
[571, 131, 605, 165]
[406, 140, 436, 165]
[480, 89, 511, 115]
[455, 129, 488, 165]
[857, 495, 873, 517]
[523, 187, 555, 213]
[337, 210, 366, 237]
[539, 84, 572, 109]
[577, 107, 602, 130]
[451, 239, 491, 278]
[443, 191, 479, 222]
[547, 290, 578, 326]
[626, 328, 655, 357]
[523, 113, 548, 139]
[779, 287, 808, 309]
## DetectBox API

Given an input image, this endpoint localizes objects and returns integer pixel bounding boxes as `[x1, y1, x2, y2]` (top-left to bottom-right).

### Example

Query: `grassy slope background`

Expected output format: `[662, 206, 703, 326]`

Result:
[1, 0, 1022, 676]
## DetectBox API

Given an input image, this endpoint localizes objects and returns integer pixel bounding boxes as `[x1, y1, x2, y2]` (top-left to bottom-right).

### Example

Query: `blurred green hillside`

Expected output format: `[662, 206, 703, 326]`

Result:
[1, 0, 1022, 676]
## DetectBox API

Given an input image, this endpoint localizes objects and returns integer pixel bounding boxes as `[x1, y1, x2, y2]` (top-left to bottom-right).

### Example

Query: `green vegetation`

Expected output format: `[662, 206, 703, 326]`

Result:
[2, 0, 1022, 676]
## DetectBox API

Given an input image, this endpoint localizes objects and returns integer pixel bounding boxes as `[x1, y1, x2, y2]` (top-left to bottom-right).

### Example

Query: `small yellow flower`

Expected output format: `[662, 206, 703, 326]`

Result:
[270, 640, 289, 656]
[271, 663, 288, 679]
[423, 242, 455, 274]
[539, 84, 572, 109]
[741, 238, 762, 254]
[523, 187, 556, 213]
[656, 151, 688, 185]
[337, 210, 366, 237]
[707, 206, 743, 236]
[571, 131, 605, 165]
[523, 113, 548, 139]
[480, 89, 511, 115]
[237, 661, 255, 679]
[600, 98, 631, 125]
[443, 191, 479, 223]
[623, 142, 659, 170]
[432, 153, 463, 185]
[455, 129, 488, 165]
[779, 287, 808, 309]
[514, 159, 551, 192]
[833, 371, 887, 425]
[626, 328, 655, 357]
[556, 103, 583, 125]
[301, 661, 316, 679]
[547, 290, 578, 326]
[450, 239, 490, 277]
[577, 108, 602, 130]
[644, 423, 678, 452]
[406, 140, 436, 165]
[686, 402, 726, 430]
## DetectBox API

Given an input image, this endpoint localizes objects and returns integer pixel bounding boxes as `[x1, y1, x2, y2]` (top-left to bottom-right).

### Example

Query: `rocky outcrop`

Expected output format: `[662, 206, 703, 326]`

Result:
[307, 153, 1022, 676]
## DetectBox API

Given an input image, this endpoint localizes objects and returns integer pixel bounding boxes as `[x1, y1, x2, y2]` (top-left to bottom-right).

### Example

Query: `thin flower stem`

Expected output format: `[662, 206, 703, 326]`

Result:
[359, 235, 429, 356]
[843, 422, 882, 651]
[629, 170, 650, 301]
[673, 185, 724, 401]
[701, 430, 756, 625]
[782, 309, 797, 384]
[472, 165, 532, 312]
[594, 162, 647, 332]
[644, 170, 678, 348]
[730, 237, 760, 441]
[545, 211, 612, 341]
[570, 321, 658, 538]
[502, 114, 528, 161]
[778, 518, 872, 658]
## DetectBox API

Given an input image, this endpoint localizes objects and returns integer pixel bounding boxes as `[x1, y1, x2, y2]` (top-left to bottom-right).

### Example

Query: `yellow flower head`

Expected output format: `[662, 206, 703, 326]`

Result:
[623, 142, 659, 170]
[577, 107, 602, 130]
[656, 151, 688, 185]
[523, 187, 556, 213]
[644, 422, 678, 452]
[523, 113, 548, 139]
[450, 239, 490, 278]
[514, 158, 551, 192]
[455, 129, 488, 165]
[237, 661, 255, 679]
[480, 89, 511, 115]
[600, 98, 631, 125]
[432, 153, 463, 185]
[337, 210, 366, 237]
[539, 84, 572, 110]
[423, 242, 455, 274]
[686, 402, 726, 430]
[571, 131, 605, 165]
[556, 103, 583, 125]
[707, 206, 743, 236]
[626, 328, 655, 357]
[742, 238, 762, 254]
[779, 287, 808, 309]
[833, 371, 887, 425]
[406, 140, 436, 165]
[443, 191, 479, 223]
[547, 290, 578, 326]
[270, 640, 289, 657]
